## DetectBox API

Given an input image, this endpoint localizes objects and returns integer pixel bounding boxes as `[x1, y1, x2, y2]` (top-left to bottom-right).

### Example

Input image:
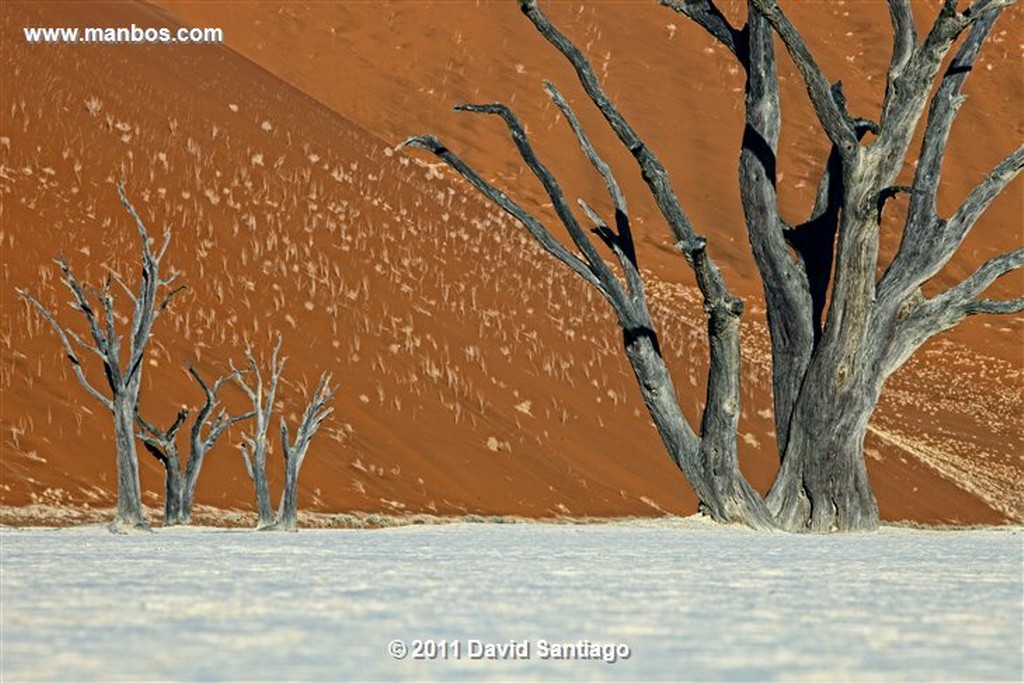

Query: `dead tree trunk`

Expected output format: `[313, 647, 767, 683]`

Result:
[137, 408, 189, 524]
[18, 184, 184, 532]
[747, 0, 1018, 530]
[275, 373, 335, 531]
[233, 336, 285, 529]
[406, 0, 1022, 531]
[136, 364, 253, 526]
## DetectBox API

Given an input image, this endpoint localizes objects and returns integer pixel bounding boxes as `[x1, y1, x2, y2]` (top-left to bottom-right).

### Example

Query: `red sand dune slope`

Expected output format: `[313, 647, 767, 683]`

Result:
[1, 1, 1020, 524]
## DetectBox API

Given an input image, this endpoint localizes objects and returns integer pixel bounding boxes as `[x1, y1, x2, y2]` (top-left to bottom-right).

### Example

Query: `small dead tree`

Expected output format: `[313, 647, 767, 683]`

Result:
[17, 184, 183, 531]
[277, 373, 335, 531]
[233, 337, 285, 529]
[405, 0, 1022, 531]
[233, 336, 335, 530]
[136, 407, 188, 524]
[136, 364, 255, 525]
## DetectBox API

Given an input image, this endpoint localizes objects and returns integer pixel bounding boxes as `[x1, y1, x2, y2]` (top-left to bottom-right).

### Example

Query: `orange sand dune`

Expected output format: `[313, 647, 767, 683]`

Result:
[1, 0, 1020, 525]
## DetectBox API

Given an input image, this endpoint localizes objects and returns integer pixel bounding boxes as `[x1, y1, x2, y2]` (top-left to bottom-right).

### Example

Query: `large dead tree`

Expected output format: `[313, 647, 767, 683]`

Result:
[136, 364, 255, 525]
[233, 336, 335, 530]
[404, 0, 1022, 531]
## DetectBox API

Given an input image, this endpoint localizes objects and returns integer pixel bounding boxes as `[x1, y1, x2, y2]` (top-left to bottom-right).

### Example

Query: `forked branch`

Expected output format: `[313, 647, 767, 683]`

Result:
[400, 135, 606, 295]
[232, 335, 286, 528]
[16, 289, 115, 410]
[452, 102, 629, 311]
[280, 373, 336, 473]
[519, 0, 740, 316]
[884, 247, 1024, 374]
[275, 372, 336, 531]
[748, 0, 859, 156]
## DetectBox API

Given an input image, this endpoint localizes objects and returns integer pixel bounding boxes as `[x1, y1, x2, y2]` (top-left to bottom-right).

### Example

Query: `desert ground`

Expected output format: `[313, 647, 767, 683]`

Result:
[3, 521, 1023, 681]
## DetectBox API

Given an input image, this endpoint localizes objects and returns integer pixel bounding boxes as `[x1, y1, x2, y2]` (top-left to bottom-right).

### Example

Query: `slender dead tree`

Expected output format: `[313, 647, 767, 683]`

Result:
[232, 336, 335, 531]
[17, 184, 184, 531]
[404, 0, 1022, 531]
[233, 336, 285, 529]
[136, 364, 255, 525]
[276, 373, 335, 531]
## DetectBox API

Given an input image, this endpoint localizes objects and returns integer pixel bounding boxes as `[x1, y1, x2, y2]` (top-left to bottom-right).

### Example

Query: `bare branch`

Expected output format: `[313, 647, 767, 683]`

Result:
[156, 284, 187, 319]
[519, 0, 739, 314]
[136, 407, 189, 445]
[904, 11, 1001, 232]
[266, 334, 286, 423]
[238, 440, 255, 481]
[948, 145, 1024, 239]
[64, 327, 106, 362]
[165, 408, 189, 439]
[873, 1, 1009, 178]
[748, 0, 858, 156]
[281, 373, 336, 471]
[453, 102, 626, 306]
[881, 144, 1022, 304]
[207, 409, 256, 446]
[659, 0, 743, 60]
[117, 183, 156, 263]
[56, 256, 112, 360]
[544, 81, 635, 266]
[885, 0, 917, 95]
[188, 363, 253, 452]
[965, 296, 1024, 315]
[578, 198, 645, 301]
[938, 247, 1024, 311]
[233, 340, 282, 445]
[156, 227, 174, 264]
[94, 281, 119, 367]
[884, 247, 1023, 375]
[230, 355, 258, 402]
[17, 289, 114, 410]
[103, 266, 138, 306]
[400, 135, 606, 294]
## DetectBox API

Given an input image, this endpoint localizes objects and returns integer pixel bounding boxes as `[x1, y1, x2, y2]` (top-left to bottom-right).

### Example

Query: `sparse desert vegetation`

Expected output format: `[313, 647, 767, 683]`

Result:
[1, 0, 1021, 530]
